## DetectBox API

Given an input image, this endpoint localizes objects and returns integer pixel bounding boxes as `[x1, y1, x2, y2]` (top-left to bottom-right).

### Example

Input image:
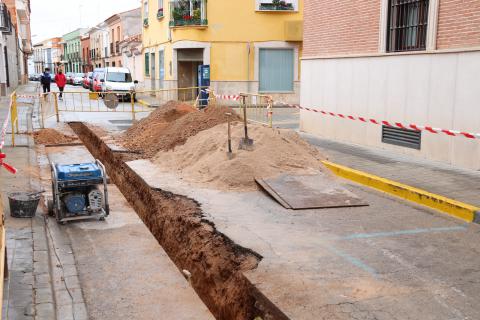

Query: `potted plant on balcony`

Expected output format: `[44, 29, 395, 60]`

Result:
[143, 17, 149, 27]
[193, 8, 201, 23]
[157, 7, 164, 19]
[260, 0, 294, 11]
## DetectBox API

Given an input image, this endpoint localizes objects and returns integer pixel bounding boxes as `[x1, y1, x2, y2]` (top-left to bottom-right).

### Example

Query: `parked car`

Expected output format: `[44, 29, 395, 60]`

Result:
[101, 67, 138, 101]
[93, 72, 105, 93]
[72, 73, 85, 86]
[65, 72, 74, 85]
[83, 72, 93, 89]
[29, 74, 40, 81]
[90, 68, 105, 91]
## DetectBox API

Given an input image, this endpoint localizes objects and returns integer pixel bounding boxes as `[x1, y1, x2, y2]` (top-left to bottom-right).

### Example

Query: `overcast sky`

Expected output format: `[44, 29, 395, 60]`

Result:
[30, 0, 140, 44]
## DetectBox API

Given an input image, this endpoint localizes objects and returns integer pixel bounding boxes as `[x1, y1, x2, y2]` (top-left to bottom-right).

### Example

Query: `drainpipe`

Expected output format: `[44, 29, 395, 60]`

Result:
[246, 42, 250, 93]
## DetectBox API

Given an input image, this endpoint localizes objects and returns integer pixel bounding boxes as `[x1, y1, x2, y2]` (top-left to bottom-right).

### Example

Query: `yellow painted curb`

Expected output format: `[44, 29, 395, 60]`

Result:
[322, 160, 480, 223]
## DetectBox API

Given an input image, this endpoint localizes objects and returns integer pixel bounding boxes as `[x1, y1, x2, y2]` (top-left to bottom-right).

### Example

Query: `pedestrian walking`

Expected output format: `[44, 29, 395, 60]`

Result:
[55, 70, 67, 100]
[40, 68, 52, 96]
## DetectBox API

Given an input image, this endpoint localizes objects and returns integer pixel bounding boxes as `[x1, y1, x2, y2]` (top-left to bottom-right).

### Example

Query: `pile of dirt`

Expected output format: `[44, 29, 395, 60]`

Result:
[121, 101, 196, 155]
[122, 102, 240, 158]
[33, 128, 77, 145]
[153, 123, 326, 191]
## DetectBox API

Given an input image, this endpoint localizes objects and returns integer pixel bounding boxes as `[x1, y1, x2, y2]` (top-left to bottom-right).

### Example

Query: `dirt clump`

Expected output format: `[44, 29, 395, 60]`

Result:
[122, 102, 240, 158]
[121, 101, 196, 155]
[153, 123, 326, 191]
[33, 128, 78, 145]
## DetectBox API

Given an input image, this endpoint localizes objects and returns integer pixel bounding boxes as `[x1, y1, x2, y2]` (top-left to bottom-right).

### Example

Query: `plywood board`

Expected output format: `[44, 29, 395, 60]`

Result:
[256, 174, 368, 210]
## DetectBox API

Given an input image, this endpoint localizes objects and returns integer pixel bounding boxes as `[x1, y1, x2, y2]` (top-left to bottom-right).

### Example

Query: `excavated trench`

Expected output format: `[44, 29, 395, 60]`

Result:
[69, 122, 289, 320]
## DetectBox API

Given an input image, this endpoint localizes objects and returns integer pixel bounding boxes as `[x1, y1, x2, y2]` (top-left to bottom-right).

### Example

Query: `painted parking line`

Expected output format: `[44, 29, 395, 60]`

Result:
[339, 226, 467, 241]
[325, 244, 378, 277]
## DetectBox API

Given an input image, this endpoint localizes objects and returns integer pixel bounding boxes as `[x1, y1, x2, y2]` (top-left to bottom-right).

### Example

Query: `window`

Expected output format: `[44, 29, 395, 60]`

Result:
[0, 4, 12, 34]
[144, 0, 149, 17]
[158, 0, 164, 18]
[387, 0, 429, 52]
[259, 49, 294, 92]
[107, 72, 132, 82]
[145, 53, 150, 76]
[159, 50, 165, 86]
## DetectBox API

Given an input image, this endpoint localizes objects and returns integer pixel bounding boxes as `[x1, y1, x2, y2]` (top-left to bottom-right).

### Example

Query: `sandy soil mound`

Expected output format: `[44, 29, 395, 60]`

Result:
[122, 102, 240, 158]
[33, 128, 77, 145]
[122, 101, 195, 153]
[153, 123, 326, 191]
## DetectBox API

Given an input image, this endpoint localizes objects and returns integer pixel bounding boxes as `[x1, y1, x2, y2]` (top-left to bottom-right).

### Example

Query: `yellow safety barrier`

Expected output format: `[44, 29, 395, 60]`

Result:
[238, 93, 274, 128]
[37, 86, 210, 122]
[136, 86, 210, 108]
[9, 92, 20, 147]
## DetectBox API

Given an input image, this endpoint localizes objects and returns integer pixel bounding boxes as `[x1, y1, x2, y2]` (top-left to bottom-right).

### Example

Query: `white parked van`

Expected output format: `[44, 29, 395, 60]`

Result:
[100, 67, 138, 101]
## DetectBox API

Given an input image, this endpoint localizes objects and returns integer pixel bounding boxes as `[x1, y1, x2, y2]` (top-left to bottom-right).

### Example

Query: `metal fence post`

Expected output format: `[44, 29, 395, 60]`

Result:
[53, 93, 60, 123]
[131, 92, 136, 121]
[267, 97, 273, 128]
[12, 93, 19, 134]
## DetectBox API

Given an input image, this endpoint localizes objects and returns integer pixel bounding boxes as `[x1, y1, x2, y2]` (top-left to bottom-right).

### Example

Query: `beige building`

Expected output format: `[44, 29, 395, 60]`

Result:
[90, 22, 109, 68]
[104, 8, 141, 68]
[301, 0, 480, 170]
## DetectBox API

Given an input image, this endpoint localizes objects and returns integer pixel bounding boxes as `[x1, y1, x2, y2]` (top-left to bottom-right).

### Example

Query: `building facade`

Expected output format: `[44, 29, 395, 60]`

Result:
[0, 1, 20, 95]
[301, 0, 480, 170]
[90, 22, 109, 68]
[81, 32, 92, 72]
[142, 0, 303, 103]
[119, 34, 143, 83]
[3, 0, 32, 84]
[104, 8, 141, 68]
[33, 37, 61, 73]
[62, 28, 88, 73]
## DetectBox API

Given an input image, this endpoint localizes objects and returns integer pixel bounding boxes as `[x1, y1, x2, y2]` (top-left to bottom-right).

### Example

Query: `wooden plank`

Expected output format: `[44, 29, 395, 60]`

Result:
[260, 174, 368, 210]
[255, 178, 292, 209]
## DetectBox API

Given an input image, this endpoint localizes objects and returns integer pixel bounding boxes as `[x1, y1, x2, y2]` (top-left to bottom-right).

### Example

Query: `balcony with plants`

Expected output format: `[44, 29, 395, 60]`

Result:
[258, 0, 295, 11]
[169, 0, 207, 28]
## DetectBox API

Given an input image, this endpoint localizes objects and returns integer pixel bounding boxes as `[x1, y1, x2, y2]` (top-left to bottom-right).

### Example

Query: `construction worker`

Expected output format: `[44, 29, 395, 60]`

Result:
[55, 70, 67, 100]
[40, 68, 52, 95]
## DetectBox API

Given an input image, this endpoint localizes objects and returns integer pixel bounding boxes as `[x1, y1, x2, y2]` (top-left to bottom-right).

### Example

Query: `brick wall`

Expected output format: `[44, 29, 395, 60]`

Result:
[304, 0, 480, 58]
[303, 0, 381, 57]
[436, 0, 480, 49]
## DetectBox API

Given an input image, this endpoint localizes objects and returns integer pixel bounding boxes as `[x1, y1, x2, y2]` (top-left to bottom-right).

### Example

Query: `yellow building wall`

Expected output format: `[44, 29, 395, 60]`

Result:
[142, 0, 303, 83]
[210, 42, 249, 81]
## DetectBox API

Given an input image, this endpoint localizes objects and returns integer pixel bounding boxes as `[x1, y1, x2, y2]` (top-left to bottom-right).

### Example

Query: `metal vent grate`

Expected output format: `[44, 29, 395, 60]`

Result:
[382, 126, 421, 150]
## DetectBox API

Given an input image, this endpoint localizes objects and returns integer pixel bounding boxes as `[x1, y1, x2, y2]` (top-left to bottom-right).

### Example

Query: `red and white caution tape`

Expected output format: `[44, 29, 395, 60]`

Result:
[0, 153, 17, 174]
[202, 89, 241, 101]
[215, 94, 241, 101]
[278, 102, 480, 140]
[0, 101, 18, 174]
[16, 94, 39, 99]
[0, 101, 12, 150]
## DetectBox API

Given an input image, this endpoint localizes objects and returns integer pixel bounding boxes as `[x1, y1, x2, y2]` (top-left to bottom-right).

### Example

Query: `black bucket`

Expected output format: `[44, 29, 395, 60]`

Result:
[8, 192, 41, 218]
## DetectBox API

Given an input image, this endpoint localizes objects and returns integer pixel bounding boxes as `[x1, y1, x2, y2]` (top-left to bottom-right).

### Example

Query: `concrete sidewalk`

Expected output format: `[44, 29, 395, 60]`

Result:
[302, 134, 480, 208]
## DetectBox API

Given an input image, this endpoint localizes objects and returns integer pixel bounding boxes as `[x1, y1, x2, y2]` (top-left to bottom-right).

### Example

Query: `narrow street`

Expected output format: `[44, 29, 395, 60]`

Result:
[2, 83, 480, 319]
[1, 0, 480, 319]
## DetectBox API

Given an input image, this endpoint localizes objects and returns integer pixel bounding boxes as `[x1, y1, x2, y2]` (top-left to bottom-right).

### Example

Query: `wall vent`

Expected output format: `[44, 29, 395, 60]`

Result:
[382, 126, 421, 150]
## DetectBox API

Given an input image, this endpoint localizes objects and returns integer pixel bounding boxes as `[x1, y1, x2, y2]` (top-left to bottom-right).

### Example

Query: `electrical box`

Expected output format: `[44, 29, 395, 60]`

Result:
[198, 65, 210, 108]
